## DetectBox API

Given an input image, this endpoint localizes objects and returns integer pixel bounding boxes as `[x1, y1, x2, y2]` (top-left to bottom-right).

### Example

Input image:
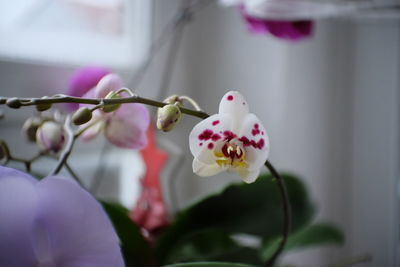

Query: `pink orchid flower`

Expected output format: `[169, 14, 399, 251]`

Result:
[189, 91, 270, 183]
[220, 0, 314, 41]
[67, 66, 110, 111]
[79, 74, 150, 149]
[241, 8, 313, 41]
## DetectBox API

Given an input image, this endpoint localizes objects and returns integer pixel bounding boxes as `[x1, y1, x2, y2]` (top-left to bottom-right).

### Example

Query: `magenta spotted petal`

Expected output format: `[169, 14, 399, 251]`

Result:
[67, 66, 110, 111]
[0, 166, 124, 267]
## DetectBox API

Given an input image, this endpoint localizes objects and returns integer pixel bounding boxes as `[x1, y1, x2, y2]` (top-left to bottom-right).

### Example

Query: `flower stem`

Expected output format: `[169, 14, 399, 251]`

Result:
[3, 148, 45, 173]
[0, 95, 209, 119]
[264, 160, 292, 267]
[50, 116, 74, 176]
[179, 95, 203, 111]
[65, 161, 84, 187]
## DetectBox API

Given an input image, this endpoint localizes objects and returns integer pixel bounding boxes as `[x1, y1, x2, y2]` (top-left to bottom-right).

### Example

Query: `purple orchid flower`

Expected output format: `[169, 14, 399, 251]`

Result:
[67, 66, 110, 111]
[0, 166, 124, 267]
[79, 74, 150, 149]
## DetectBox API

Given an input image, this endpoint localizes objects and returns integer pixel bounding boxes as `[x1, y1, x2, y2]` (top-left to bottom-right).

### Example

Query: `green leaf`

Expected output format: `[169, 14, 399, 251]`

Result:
[156, 174, 315, 263]
[261, 223, 345, 260]
[162, 262, 258, 267]
[102, 202, 154, 267]
[165, 229, 263, 265]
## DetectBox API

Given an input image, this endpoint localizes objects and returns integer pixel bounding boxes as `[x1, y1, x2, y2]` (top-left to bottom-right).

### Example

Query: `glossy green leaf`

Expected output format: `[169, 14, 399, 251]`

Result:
[261, 223, 345, 260]
[166, 229, 262, 265]
[162, 262, 257, 267]
[156, 174, 314, 263]
[102, 202, 154, 267]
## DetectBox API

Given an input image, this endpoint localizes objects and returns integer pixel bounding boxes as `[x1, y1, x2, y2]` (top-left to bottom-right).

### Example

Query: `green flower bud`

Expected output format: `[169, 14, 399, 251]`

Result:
[102, 91, 121, 113]
[22, 117, 43, 142]
[36, 96, 52, 112]
[156, 104, 182, 132]
[6, 98, 21, 109]
[72, 107, 92, 125]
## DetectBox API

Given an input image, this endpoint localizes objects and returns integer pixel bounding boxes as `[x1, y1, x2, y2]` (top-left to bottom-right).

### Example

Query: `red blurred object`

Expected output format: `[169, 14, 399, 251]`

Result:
[130, 125, 169, 237]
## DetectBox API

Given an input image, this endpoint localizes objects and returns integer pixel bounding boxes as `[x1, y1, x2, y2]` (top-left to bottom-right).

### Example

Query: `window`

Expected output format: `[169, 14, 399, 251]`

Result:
[0, 0, 151, 68]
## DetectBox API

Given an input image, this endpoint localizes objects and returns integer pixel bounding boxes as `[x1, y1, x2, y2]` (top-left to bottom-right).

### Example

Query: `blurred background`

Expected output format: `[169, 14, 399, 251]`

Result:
[0, 0, 399, 266]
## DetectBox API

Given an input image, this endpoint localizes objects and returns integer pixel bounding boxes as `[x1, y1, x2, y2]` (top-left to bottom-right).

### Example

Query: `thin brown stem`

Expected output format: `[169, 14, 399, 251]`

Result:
[264, 160, 292, 267]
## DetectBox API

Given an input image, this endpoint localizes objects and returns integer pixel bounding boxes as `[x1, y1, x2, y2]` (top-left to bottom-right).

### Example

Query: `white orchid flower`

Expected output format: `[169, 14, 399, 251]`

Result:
[189, 91, 270, 183]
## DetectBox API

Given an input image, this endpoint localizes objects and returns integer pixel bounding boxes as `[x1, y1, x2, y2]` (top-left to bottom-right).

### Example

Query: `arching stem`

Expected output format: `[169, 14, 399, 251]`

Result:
[264, 160, 292, 267]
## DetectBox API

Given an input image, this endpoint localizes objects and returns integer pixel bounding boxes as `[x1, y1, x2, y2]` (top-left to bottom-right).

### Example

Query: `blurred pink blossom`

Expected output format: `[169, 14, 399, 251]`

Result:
[220, 0, 314, 41]
[67, 66, 110, 111]
[79, 74, 150, 149]
[241, 9, 313, 41]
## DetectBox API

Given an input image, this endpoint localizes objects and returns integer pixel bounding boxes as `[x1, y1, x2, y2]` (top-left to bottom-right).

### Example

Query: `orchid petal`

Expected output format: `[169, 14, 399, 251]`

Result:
[238, 113, 270, 170]
[240, 3, 314, 41]
[193, 158, 224, 177]
[237, 168, 260, 183]
[191, 146, 227, 176]
[94, 74, 123, 98]
[67, 66, 109, 111]
[0, 175, 37, 266]
[79, 111, 106, 141]
[0, 166, 37, 183]
[219, 91, 249, 132]
[244, 0, 332, 20]
[35, 177, 124, 267]
[0, 166, 124, 266]
[189, 114, 232, 158]
[105, 103, 150, 149]
[81, 87, 96, 99]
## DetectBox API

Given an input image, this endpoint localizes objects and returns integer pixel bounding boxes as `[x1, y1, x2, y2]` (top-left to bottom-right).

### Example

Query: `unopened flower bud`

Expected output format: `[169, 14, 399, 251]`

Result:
[36, 96, 52, 112]
[102, 91, 121, 113]
[36, 121, 65, 153]
[72, 107, 92, 125]
[157, 104, 182, 132]
[22, 117, 43, 142]
[6, 98, 21, 109]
